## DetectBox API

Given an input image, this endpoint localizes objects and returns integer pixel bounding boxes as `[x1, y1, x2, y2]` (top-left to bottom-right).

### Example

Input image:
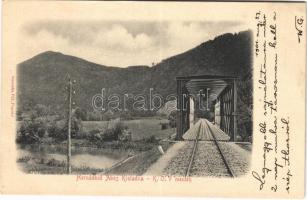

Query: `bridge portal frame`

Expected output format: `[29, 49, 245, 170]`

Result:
[176, 75, 238, 141]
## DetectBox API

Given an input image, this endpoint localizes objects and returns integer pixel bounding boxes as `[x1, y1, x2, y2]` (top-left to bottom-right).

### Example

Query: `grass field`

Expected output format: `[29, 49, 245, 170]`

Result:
[82, 118, 174, 141]
[17, 117, 175, 141]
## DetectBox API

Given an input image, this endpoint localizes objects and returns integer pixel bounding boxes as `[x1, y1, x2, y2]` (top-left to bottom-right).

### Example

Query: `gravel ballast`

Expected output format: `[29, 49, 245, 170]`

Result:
[162, 141, 251, 177]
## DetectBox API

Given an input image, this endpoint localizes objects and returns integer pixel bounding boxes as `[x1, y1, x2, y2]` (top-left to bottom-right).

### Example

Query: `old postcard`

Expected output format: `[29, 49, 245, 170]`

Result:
[1, 1, 306, 198]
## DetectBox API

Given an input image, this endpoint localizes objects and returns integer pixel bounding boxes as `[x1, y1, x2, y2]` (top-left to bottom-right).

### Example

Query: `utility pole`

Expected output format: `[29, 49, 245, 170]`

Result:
[67, 75, 72, 174]
[206, 88, 210, 111]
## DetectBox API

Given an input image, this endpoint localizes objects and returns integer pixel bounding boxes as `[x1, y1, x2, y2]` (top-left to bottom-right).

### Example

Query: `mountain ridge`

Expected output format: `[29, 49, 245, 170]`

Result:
[17, 30, 252, 114]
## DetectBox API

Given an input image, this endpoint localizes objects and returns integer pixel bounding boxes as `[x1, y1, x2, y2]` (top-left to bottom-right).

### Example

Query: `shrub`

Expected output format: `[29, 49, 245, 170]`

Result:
[46, 158, 66, 167]
[17, 156, 31, 163]
[168, 110, 177, 128]
[119, 129, 132, 141]
[47, 116, 83, 141]
[75, 130, 89, 139]
[87, 129, 103, 142]
[87, 119, 127, 142]
[74, 107, 88, 121]
[160, 123, 169, 130]
[47, 121, 67, 141]
[37, 127, 46, 138]
[101, 128, 118, 141]
[144, 135, 159, 144]
[16, 118, 47, 144]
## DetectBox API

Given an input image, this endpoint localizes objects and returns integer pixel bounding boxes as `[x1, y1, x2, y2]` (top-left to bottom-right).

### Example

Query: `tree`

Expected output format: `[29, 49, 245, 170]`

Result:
[74, 107, 87, 121]
[236, 72, 253, 142]
[168, 110, 177, 128]
[34, 104, 49, 117]
[17, 117, 47, 144]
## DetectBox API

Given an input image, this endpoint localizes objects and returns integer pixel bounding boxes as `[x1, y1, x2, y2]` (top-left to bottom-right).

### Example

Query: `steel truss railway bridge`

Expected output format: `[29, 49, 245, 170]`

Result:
[176, 75, 238, 141]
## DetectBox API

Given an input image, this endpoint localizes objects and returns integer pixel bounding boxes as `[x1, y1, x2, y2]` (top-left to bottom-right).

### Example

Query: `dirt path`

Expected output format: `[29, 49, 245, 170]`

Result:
[143, 141, 187, 176]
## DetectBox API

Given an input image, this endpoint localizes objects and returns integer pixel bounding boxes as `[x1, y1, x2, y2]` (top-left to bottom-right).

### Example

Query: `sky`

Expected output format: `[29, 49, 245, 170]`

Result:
[19, 20, 248, 67]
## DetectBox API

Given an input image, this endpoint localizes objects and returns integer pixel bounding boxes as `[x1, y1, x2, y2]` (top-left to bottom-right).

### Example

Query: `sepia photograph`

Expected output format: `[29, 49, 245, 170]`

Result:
[15, 19, 253, 177]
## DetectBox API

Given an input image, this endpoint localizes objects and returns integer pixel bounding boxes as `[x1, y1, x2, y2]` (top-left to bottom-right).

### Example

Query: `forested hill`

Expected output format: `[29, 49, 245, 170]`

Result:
[17, 30, 252, 114]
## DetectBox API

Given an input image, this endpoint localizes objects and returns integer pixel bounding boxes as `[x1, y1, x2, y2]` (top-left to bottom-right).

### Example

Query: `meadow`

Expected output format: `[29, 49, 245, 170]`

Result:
[82, 117, 174, 141]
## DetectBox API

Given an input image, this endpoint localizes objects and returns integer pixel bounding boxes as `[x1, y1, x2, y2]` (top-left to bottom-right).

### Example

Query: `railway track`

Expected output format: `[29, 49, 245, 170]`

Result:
[185, 123, 235, 177]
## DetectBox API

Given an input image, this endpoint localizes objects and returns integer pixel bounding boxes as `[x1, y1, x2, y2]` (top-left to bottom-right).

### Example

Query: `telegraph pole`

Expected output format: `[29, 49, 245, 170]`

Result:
[67, 75, 72, 174]
[206, 88, 210, 111]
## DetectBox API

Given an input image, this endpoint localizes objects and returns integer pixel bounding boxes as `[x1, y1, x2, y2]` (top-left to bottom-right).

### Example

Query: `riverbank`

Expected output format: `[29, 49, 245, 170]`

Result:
[104, 141, 173, 175]
[17, 140, 173, 175]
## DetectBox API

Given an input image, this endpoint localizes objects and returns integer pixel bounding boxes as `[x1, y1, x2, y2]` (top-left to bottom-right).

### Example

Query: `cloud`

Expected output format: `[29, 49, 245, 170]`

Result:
[167, 22, 208, 47]
[18, 29, 70, 61]
[19, 20, 248, 67]
[95, 25, 153, 50]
